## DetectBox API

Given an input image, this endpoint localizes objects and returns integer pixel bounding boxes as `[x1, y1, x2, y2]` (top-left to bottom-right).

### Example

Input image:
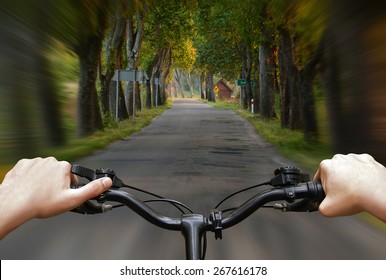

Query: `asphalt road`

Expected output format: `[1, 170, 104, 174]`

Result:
[2, 99, 386, 259]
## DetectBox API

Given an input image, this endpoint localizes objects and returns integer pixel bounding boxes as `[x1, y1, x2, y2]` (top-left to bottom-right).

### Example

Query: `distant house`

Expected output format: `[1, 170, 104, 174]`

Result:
[216, 79, 233, 99]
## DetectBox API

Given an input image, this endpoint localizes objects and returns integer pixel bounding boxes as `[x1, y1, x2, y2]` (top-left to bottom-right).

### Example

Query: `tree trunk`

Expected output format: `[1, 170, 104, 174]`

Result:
[76, 35, 104, 137]
[277, 26, 302, 129]
[160, 47, 173, 104]
[126, 11, 144, 114]
[145, 78, 152, 109]
[300, 33, 326, 142]
[101, 15, 127, 118]
[151, 47, 172, 105]
[206, 72, 215, 102]
[151, 50, 162, 107]
[259, 41, 276, 118]
[74, 5, 107, 137]
[253, 52, 260, 114]
[183, 71, 194, 98]
[200, 72, 205, 99]
[278, 27, 292, 128]
[174, 70, 184, 98]
[241, 45, 253, 110]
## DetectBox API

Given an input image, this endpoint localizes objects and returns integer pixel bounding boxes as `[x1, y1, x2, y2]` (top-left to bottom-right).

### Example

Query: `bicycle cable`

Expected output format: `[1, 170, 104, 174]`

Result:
[143, 199, 194, 214]
[120, 183, 192, 214]
[214, 181, 270, 210]
[217, 204, 274, 214]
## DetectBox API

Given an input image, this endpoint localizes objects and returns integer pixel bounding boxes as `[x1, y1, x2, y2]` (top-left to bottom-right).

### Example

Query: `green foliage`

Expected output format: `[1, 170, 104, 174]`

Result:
[269, 0, 327, 63]
[194, 0, 241, 79]
[102, 112, 118, 129]
[145, 0, 196, 50]
[48, 41, 79, 82]
[173, 39, 197, 72]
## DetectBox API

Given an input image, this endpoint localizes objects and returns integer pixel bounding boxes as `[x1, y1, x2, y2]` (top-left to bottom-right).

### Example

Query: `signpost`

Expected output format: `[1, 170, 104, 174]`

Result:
[236, 79, 255, 109]
[153, 77, 160, 107]
[112, 70, 149, 121]
[237, 79, 254, 86]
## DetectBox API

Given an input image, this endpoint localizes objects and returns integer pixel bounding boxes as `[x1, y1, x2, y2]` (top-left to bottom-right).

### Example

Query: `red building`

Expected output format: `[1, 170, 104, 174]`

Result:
[216, 79, 233, 99]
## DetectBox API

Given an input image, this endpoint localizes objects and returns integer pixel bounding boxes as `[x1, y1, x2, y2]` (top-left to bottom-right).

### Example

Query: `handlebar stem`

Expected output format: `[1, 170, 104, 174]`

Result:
[181, 214, 206, 260]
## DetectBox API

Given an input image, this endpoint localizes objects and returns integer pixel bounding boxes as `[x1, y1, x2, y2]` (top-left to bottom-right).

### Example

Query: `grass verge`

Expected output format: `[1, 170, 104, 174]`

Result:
[207, 100, 333, 172]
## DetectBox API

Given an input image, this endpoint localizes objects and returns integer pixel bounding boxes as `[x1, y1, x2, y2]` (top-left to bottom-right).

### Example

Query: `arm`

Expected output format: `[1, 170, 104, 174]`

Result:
[0, 157, 112, 239]
[314, 153, 386, 222]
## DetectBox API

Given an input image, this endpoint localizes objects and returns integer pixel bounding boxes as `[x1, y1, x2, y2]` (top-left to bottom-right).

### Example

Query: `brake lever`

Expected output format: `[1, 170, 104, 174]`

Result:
[273, 199, 320, 212]
[71, 165, 124, 189]
[69, 199, 113, 214]
[270, 167, 321, 212]
[270, 166, 310, 187]
[70, 165, 123, 214]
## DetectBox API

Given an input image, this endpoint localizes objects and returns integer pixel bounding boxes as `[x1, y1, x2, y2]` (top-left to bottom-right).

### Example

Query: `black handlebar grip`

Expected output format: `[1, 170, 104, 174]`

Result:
[283, 181, 325, 212]
[311, 181, 325, 202]
[292, 181, 325, 201]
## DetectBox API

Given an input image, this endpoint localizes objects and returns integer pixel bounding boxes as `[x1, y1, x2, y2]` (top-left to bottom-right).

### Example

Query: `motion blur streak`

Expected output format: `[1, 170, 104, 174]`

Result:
[0, 0, 115, 165]
[322, 0, 386, 164]
[0, 1, 77, 165]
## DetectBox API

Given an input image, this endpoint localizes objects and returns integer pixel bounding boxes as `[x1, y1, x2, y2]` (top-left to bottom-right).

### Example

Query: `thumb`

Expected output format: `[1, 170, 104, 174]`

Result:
[75, 177, 113, 201]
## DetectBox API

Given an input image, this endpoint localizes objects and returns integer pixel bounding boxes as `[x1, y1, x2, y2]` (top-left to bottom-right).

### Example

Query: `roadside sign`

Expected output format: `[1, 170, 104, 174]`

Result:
[237, 79, 255, 86]
[113, 69, 149, 121]
[112, 70, 148, 82]
[237, 79, 246, 86]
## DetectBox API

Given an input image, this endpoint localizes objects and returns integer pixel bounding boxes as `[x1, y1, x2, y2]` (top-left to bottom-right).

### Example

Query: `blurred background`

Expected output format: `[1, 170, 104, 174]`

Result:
[2, 0, 386, 167]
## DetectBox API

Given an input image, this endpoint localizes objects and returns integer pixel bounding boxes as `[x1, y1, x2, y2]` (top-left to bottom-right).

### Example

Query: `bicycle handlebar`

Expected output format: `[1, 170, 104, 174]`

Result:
[221, 181, 324, 229]
[70, 165, 325, 259]
[104, 189, 182, 230]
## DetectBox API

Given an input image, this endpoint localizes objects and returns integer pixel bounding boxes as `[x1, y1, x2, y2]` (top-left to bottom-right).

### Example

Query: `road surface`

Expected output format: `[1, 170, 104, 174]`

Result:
[1, 99, 386, 259]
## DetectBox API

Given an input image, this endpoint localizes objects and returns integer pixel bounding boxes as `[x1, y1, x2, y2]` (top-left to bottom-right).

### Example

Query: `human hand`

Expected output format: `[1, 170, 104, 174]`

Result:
[314, 153, 386, 222]
[0, 157, 112, 239]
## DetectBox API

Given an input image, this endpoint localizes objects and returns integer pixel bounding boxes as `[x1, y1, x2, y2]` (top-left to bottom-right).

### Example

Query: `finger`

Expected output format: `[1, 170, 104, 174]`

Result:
[72, 177, 112, 202]
[313, 168, 321, 181]
[70, 173, 79, 185]
[313, 159, 330, 181]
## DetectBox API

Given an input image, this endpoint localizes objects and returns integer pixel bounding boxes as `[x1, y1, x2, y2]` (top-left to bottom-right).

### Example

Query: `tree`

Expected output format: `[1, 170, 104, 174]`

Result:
[227, 0, 260, 111]
[125, 3, 146, 116]
[272, 0, 324, 140]
[194, 0, 240, 86]
[0, 1, 68, 163]
[100, 12, 129, 121]
[74, 7, 106, 136]
[143, 0, 196, 104]
[45, 0, 114, 136]
[205, 72, 216, 102]
[321, 0, 386, 163]
[258, 1, 276, 118]
[173, 38, 197, 98]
